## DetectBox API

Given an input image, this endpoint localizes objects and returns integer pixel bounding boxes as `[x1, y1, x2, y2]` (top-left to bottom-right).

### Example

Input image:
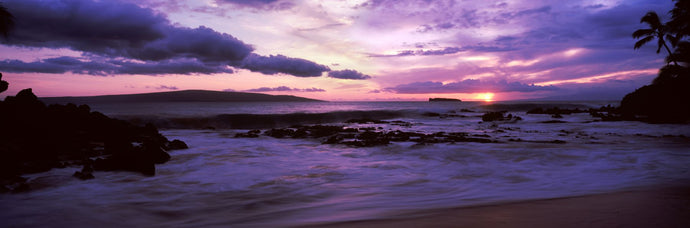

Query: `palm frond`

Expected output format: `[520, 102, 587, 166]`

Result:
[640, 11, 662, 28]
[668, 0, 690, 39]
[632, 29, 654, 38]
[634, 36, 654, 49]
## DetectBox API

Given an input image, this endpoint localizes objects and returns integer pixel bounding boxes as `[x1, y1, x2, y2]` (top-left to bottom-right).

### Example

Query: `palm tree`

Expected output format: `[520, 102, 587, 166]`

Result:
[668, 0, 690, 41]
[633, 11, 679, 66]
[654, 41, 690, 84]
[0, 2, 13, 39]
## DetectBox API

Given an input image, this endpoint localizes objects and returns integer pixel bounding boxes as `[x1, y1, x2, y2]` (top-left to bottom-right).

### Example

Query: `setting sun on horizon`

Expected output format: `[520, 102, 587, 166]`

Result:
[476, 93, 494, 102]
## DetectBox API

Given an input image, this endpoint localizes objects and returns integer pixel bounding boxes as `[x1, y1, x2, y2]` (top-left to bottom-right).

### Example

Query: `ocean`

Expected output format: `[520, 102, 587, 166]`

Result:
[2, 101, 690, 227]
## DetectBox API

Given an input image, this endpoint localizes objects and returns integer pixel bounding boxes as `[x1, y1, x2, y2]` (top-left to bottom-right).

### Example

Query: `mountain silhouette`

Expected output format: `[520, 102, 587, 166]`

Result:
[40, 90, 323, 104]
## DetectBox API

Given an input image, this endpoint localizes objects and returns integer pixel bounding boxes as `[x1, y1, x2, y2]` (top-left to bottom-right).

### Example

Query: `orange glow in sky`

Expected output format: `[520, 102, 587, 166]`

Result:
[476, 93, 494, 102]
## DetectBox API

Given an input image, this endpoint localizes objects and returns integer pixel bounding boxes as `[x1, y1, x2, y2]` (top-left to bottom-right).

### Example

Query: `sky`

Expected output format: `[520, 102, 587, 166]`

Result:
[0, 0, 677, 101]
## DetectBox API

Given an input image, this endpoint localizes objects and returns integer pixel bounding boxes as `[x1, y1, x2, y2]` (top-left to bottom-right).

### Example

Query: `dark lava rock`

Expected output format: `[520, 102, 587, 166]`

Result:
[307, 125, 349, 138]
[167, 139, 189, 150]
[345, 118, 389, 124]
[482, 111, 522, 122]
[482, 112, 504, 121]
[541, 120, 568, 124]
[527, 107, 583, 115]
[526, 105, 627, 122]
[1, 88, 187, 191]
[73, 163, 95, 180]
[235, 129, 261, 138]
[262, 124, 498, 147]
[264, 128, 296, 138]
[422, 112, 441, 117]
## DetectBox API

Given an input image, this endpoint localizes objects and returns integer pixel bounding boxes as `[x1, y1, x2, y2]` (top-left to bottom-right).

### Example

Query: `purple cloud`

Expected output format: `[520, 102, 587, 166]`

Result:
[0, 0, 336, 78]
[134, 26, 253, 62]
[386, 80, 559, 94]
[419, 47, 462, 56]
[244, 86, 326, 92]
[0, 57, 234, 76]
[328, 69, 372, 80]
[215, 0, 294, 10]
[370, 47, 462, 57]
[500, 6, 552, 20]
[3, 0, 253, 62]
[240, 54, 330, 77]
[537, 78, 652, 101]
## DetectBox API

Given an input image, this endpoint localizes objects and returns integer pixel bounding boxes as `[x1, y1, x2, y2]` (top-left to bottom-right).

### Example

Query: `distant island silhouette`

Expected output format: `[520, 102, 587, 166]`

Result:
[429, 98, 462, 102]
[39, 90, 324, 104]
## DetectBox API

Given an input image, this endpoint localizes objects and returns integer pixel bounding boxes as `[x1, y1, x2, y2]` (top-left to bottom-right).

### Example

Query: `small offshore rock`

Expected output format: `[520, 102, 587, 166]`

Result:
[168, 139, 189, 150]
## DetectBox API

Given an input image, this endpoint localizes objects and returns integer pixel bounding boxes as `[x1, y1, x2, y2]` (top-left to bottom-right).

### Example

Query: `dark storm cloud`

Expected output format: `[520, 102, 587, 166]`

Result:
[3, 0, 253, 62]
[0, 57, 234, 76]
[0, 0, 336, 78]
[132, 26, 253, 62]
[2, 0, 167, 52]
[328, 69, 372, 80]
[245, 86, 326, 92]
[240, 54, 330, 77]
[386, 80, 558, 94]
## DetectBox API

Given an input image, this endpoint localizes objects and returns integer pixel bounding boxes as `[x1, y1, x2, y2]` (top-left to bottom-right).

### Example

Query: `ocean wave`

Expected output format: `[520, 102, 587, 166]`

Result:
[120, 110, 409, 129]
[480, 102, 607, 112]
[110, 101, 619, 129]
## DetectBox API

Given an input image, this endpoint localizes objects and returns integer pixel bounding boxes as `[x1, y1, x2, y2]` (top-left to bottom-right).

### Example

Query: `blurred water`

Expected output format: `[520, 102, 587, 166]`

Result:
[87, 100, 615, 117]
[1, 101, 689, 227]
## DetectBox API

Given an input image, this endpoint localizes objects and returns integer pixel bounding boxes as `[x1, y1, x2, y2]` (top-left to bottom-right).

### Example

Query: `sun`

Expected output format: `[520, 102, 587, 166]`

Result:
[476, 93, 494, 102]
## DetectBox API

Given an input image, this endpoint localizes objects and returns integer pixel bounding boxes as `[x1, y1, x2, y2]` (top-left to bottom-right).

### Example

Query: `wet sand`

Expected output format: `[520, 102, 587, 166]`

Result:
[303, 186, 690, 228]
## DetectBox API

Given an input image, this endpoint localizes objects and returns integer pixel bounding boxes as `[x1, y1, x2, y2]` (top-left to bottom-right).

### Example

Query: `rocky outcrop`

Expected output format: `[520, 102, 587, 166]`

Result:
[0, 89, 187, 192]
[235, 124, 497, 147]
[481, 111, 523, 122]
[619, 77, 690, 123]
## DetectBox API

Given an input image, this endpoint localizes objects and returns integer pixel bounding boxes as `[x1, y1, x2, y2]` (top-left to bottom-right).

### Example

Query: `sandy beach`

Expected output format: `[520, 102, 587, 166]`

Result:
[305, 185, 690, 228]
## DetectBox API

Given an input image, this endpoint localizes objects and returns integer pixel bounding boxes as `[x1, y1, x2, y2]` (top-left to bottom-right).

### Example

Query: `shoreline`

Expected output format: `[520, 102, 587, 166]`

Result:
[301, 184, 690, 228]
